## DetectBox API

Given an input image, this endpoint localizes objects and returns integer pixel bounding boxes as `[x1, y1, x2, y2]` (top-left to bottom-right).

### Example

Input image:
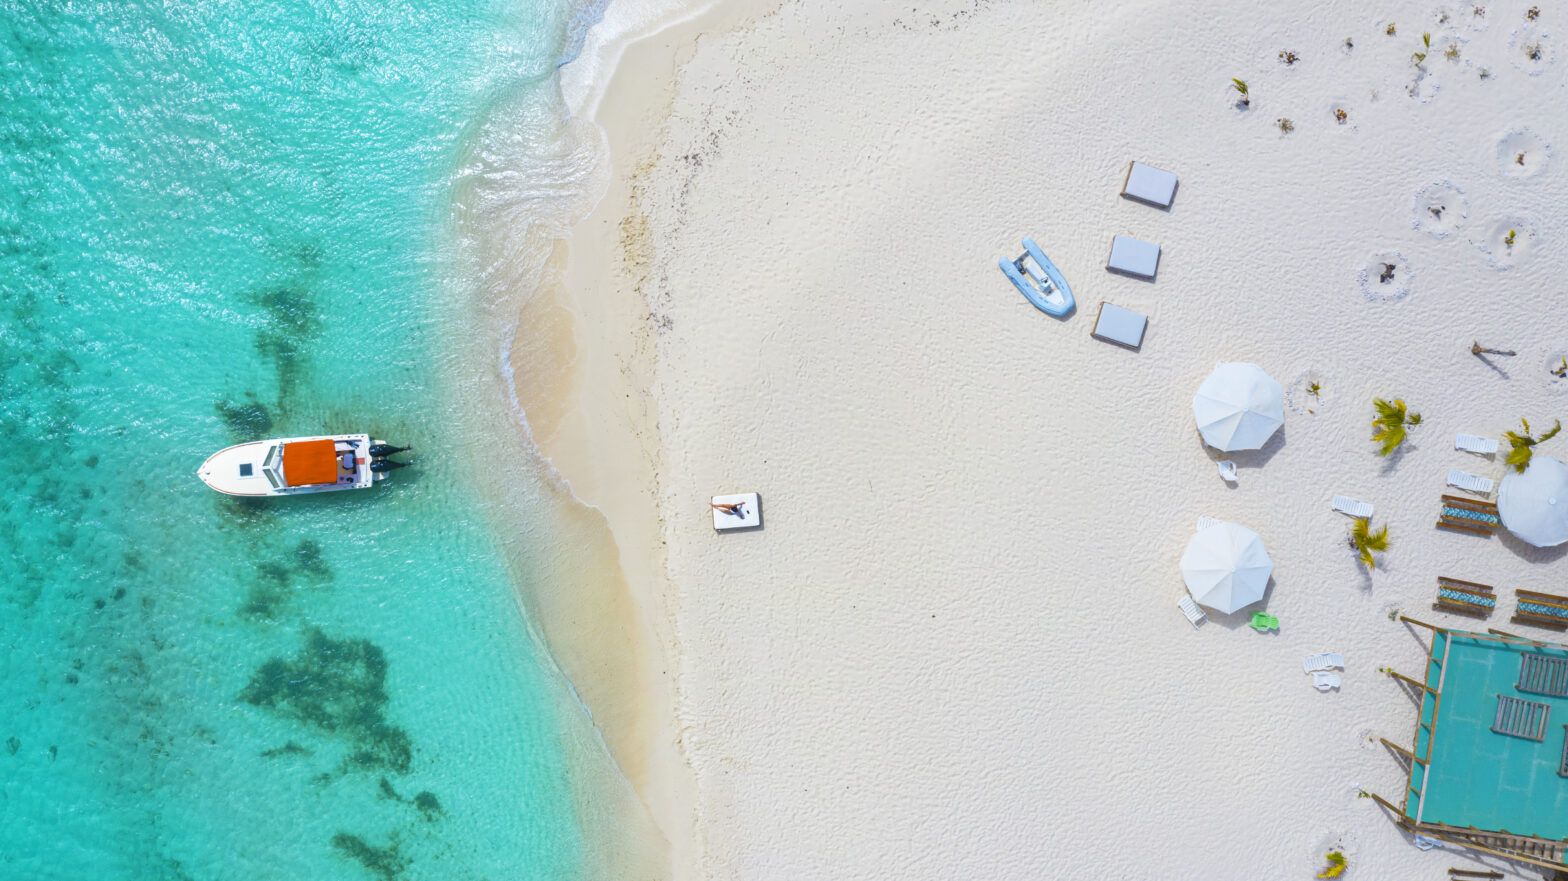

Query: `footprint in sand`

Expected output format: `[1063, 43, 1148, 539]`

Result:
[1358, 251, 1413, 302]
[1286, 368, 1330, 416]
[1475, 217, 1536, 270]
[1544, 350, 1568, 396]
[1511, 26, 1555, 75]
[1496, 129, 1552, 178]
[1453, 0, 1493, 32]
[1411, 181, 1467, 238]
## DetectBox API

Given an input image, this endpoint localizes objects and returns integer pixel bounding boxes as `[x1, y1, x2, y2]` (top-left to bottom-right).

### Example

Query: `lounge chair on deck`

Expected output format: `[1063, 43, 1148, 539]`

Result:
[1105, 235, 1161, 280]
[1437, 494, 1500, 535]
[1120, 161, 1179, 209]
[1332, 495, 1373, 519]
[1455, 433, 1499, 455]
[1447, 469, 1494, 494]
[1492, 694, 1550, 741]
[1302, 652, 1344, 673]
[1514, 590, 1568, 632]
[1090, 302, 1148, 350]
[1177, 595, 1207, 628]
[1433, 576, 1496, 619]
[1517, 653, 1568, 697]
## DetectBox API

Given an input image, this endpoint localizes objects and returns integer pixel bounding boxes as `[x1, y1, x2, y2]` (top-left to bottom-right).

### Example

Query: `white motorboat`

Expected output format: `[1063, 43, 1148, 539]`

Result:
[196, 434, 408, 497]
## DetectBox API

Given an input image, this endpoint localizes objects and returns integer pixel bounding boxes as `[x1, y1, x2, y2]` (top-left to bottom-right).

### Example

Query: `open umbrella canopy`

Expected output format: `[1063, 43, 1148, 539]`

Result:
[1193, 362, 1284, 452]
[1499, 455, 1568, 547]
[1180, 520, 1274, 613]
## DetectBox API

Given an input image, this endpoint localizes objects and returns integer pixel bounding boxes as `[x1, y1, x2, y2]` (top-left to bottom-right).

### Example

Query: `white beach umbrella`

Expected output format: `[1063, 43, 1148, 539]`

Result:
[1499, 455, 1568, 547]
[1192, 362, 1285, 452]
[1180, 521, 1274, 614]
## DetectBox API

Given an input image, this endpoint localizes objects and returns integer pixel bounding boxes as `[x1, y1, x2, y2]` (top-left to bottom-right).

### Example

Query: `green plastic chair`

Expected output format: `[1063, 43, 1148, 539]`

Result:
[1250, 612, 1280, 632]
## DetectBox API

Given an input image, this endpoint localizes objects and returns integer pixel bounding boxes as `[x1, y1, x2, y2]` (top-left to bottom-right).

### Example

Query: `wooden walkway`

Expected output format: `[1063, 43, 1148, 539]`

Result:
[1515, 589, 1568, 632]
[1437, 494, 1501, 535]
[1434, 576, 1496, 619]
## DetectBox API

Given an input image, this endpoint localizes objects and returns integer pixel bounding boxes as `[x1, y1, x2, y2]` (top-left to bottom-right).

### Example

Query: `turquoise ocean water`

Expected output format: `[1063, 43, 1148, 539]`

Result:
[1, 2, 626, 878]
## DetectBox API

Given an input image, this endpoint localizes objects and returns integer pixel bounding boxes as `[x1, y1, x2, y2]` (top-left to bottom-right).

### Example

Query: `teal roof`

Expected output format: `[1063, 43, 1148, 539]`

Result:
[1407, 630, 1568, 841]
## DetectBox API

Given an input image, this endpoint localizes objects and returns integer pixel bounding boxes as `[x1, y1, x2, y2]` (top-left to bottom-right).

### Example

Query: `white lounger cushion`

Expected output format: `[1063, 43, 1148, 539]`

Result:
[1447, 469, 1494, 493]
[1106, 235, 1161, 279]
[1455, 433, 1499, 454]
[1332, 495, 1373, 519]
[1091, 302, 1148, 349]
[1122, 161, 1179, 208]
[1302, 652, 1345, 673]
[1312, 671, 1342, 691]
[712, 492, 761, 531]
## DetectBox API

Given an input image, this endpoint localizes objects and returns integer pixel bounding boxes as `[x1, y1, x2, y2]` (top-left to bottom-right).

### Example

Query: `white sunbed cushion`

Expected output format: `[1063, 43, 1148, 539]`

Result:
[1122, 161, 1178, 207]
[1107, 235, 1161, 279]
[1092, 302, 1148, 349]
[1455, 433, 1499, 454]
[712, 492, 761, 531]
[1447, 469, 1494, 493]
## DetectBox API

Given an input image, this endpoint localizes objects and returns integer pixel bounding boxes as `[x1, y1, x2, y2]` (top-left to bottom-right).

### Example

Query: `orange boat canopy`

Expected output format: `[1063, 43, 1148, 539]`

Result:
[282, 439, 340, 487]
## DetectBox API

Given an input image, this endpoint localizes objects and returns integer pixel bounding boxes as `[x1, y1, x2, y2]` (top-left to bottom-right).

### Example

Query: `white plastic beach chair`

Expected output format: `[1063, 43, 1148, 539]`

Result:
[1332, 495, 1373, 519]
[1177, 595, 1207, 628]
[1091, 302, 1148, 350]
[1217, 460, 1237, 483]
[1121, 161, 1178, 209]
[1312, 671, 1342, 691]
[1447, 469, 1495, 494]
[1106, 235, 1161, 279]
[711, 492, 762, 531]
[1412, 834, 1436, 851]
[1455, 433, 1499, 455]
[1302, 652, 1345, 673]
[1196, 516, 1222, 531]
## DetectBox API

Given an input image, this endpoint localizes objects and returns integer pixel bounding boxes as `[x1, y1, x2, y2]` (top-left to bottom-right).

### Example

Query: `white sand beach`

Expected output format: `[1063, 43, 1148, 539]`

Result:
[526, 0, 1568, 876]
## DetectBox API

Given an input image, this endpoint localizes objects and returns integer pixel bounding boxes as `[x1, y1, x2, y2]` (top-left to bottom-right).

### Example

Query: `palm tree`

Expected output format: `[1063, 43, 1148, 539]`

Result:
[1372, 397, 1422, 456]
[1349, 518, 1390, 570]
[1504, 418, 1562, 473]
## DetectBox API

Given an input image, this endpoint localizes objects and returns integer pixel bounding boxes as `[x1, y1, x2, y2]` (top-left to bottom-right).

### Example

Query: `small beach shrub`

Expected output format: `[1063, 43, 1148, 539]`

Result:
[1552, 358, 1567, 378]
[1350, 518, 1390, 570]
[1445, 42, 1461, 61]
[1308, 381, 1322, 398]
[1387, 22, 1397, 35]
[1504, 418, 1562, 473]
[1334, 108, 1347, 124]
[1413, 32, 1431, 65]
[1279, 50, 1299, 65]
[1345, 37, 1354, 49]
[1371, 397, 1420, 456]
[1277, 117, 1294, 134]
[1528, 6, 1540, 20]
[1231, 78, 1250, 106]
[1317, 850, 1348, 878]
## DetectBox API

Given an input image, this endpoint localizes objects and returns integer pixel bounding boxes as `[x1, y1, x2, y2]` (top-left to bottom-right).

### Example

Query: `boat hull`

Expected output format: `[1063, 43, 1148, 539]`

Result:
[196, 434, 377, 496]
[999, 237, 1076, 317]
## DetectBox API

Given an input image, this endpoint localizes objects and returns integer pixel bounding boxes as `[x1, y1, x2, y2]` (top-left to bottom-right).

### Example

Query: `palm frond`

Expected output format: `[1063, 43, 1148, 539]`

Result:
[1372, 422, 1406, 456]
[1351, 519, 1389, 569]
[1504, 418, 1562, 473]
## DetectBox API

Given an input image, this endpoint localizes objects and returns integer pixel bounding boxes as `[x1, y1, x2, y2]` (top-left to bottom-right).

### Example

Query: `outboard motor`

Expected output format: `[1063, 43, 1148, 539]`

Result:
[369, 443, 410, 457]
[369, 459, 409, 473]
